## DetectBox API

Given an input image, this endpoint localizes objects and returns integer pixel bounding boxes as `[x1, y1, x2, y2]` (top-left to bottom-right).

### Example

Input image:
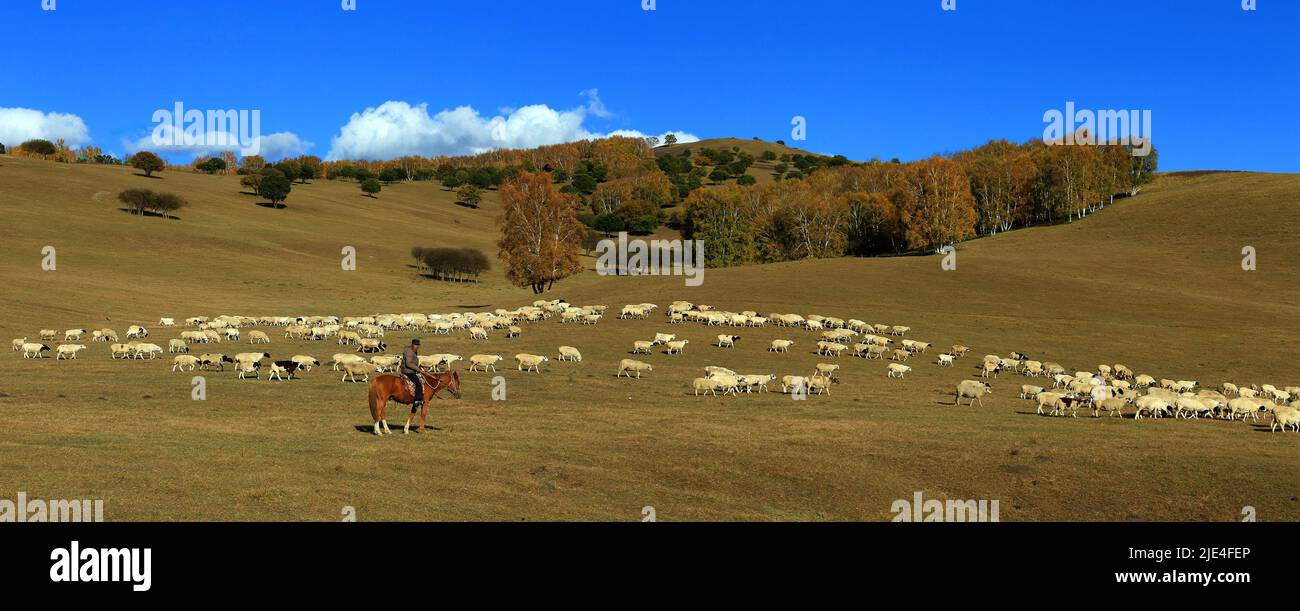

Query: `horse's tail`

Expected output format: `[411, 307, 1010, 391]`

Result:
[367, 380, 383, 421]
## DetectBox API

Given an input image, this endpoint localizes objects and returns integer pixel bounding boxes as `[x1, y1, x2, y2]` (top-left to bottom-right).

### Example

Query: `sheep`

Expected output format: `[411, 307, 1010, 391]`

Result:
[705, 366, 737, 377]
[1094, 397, 1127, 418]
[247, 331, 271, 345]
[1133, 374, 1156, 388]
[981, 360, 1001, 378]
[716, 334, 741, 348]
[133, 343, 164, 359]
[1220, 382, 1239, 396]
[769, 339, 795, 353]
[1174, 397, 1215, 420]
[664, 340, 689, 355]
[55, 344, 86, 360]
[515, 354, 548, 373]
[692, 377, 721, 396]
[341, 361, 379, 383]
[63, 329, 87, 341]
[1035, 391, 1069, 416]
[11, 338, 27, 351]
[951, 345, 970, 358]
[168, 339, 189, 353]
[1238, 387, 1259, 399]
[889, 325, 910, 336]
[126, 325, 148, 339]
[1023, 361, 1044, 377]
[233, 352, 271, 370]
[814, 363, 841, 379]
[955, 380, 992, 406]
[1020, 384, 1045, 399]
[357, 339, 387, 353]
[266, 362, 293, 381]
[236, 361, 260, 380]
[886, 363, 911, 379]
[630, 340, 655, 354]
[225, 328, 241, 341]
[332, 353, 367, 370]
[557, 346, 583, 362]
[39, 329, 57, 341]
[370, 355, 401, 372]
[617, 359, 653, 378]
[291, 355, 320, 371]
[1134, 396, 1171, 420]
[1270, 406, 1300, 432]
[737, 374, 776, 393]
[1226, 397, 1266, 422]
[780, 375, 807, 394]
[866, 345, 888, 360]
[506, 326, 522, 338]
[807, 375, 835, 395]
[469, 327, 489, 340]
[707, 374, 742, 395]
[468, 354, 504, 372]
[172, 355, 200, 372]
[159, 317, 175, 326]
[653, 333, 677, 345]
[199, 354, 234, 371]
[890, 348, 911, 362]
[109, 343, 135, 359]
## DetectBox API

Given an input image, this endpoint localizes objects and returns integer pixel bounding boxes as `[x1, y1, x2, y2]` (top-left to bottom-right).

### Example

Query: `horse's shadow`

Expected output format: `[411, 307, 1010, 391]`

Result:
[352, 424, 445, 435]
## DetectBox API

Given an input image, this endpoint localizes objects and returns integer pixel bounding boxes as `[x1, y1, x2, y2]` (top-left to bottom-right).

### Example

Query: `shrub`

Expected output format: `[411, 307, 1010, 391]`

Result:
[361, 178, 382, 198]
[413, 247, 491, 282]
[258, 175, 292, 206]
[117, 188, 187, 218]
[129, 151, 166, 177]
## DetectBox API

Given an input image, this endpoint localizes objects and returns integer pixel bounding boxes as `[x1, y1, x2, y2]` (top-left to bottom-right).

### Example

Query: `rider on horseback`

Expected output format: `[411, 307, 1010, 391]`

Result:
[401, 339, 423, 412]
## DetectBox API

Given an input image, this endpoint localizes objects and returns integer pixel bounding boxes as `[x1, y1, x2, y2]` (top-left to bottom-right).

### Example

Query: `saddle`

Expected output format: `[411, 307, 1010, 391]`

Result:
[401, 372, 440, 401]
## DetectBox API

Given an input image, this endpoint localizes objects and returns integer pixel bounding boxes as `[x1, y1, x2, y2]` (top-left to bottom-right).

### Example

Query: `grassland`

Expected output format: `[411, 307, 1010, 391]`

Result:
[1, 156, 1297, 521]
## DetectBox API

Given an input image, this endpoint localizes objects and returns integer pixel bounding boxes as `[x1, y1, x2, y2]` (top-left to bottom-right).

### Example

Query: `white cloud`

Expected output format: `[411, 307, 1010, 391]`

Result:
[124, 124, 312, 161]
[0, 107, 90, 147]
[325, 97, 698, 161]
[604, 129, 700, 146]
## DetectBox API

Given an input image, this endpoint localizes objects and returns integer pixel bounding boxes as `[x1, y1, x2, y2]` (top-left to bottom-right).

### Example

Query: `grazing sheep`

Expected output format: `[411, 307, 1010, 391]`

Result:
[1094, 397, 1127, 418]
[357, 339, 387, 353]
[716, 335, 741, 348]
[737, 374, 776, 393]
[951, 345, 970, 358]
[469, 327, 489, 340]
[814, 363, 841, 379]
[1226, 397, 1266, 421]
[955, 380, 992, 406]
[705, 366, 737, 377]
[100, 329, 118, 342]
[109, 343, 134, 359]
[11, 338, 27, 351]
[1271, 406, 1300, 432]
[370, 355, 401, 372]
[332, 353, 367, 370]
[780, 375, 806, 394]
[557, 346, 583, 362]
[617, 359, 653, 378]
[890, 348, 911, 362]
[769, 339, 795, 353]
[340, 361, 379, 383]
[172, 355, 200, 372]
[631, 340, 655, 354]
[807, 375, 835, 395]
[225, 328, 241, 341]
[468, 354, 504, 372]
[692, 377, 723, 396]
[1134, 396, 1171, 419]
[981, 360, 1001, 378]
[290, 355, 320, 371]
[126, 325, 149, 339]
[133, 343, 164, 359]
[247, 331, 271, 345]
[40, 329, 57, 341]
[889, 325, 910, 336]
[1020, 384, 1045, 399]
[199, 354, 234, 371]
[168, 339, 189, 353]
[665, 340, 689, 355]
[886, 363, 911, 379]
[236, 361, 260, 380]
[55, 344, 87, 360]
[63, 329, 87, 341]
[1035, 391, 1069, 416]
[707, 374, 743, 395]
[515, 354, 548, 373]
[1220, 382, 1239, 396]
[159, 318, 175, 326]
[266, 362, 293, 381]
[653, 333, 677, 345]
[936, 354, 955, 367]
[506, 326, 522, 338]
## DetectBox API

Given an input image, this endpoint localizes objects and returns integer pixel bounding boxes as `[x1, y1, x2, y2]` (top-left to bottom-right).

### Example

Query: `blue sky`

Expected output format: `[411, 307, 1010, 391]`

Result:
[1, 0, 1296, 171]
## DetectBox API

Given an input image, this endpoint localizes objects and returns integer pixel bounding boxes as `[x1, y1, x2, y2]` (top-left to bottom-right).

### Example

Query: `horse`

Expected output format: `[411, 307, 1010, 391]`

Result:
[367, 370, 462, 435]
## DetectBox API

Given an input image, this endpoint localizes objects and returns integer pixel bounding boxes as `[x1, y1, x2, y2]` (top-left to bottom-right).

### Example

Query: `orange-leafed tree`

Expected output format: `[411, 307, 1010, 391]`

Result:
[497, 172, 587, 293]
[897, 156, 977, 253]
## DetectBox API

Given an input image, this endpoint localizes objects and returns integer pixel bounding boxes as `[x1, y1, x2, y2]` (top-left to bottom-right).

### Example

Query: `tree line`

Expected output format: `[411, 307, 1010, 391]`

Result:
[410, 247, 491, 282]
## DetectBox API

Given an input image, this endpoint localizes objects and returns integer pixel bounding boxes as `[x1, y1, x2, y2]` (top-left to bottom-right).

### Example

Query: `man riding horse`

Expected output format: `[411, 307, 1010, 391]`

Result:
[401, 339, 423, 413]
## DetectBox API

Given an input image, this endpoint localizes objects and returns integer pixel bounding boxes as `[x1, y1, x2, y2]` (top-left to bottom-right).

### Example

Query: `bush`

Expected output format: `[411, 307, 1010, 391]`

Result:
[456, 183, 483, 207]
[361, 178, 382, 198]
[196, 157, 226, 174]
[258, 175, 292, 206]
[117, 188, 187, 218]
[736, 174, 757, 186]
[20, 139, 57, 156]
[592, 212, 624, 236]
[129, 151, 166, 177]
[412, 247, 491, 282]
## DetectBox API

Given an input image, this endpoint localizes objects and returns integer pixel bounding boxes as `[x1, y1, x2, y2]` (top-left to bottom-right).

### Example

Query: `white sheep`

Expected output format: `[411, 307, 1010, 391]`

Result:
[469, 327, 489, 340]
[557, 346, 583, 362]
[886, 363, 911, 379]
[705, 366, 737, 377]
[370, 355, 401, 372]
[653, 333, 677, 345]
[468, 354, 503, 372]
[172, 355, 200, 372]
[55, 344, 87, 359]
[247, 331, 271, 344]
[738, 374, 776, 393]
[11, 338, 27, 352]
[291, 355, 320, 371]
[126, 325, 149, 339]
[617, 359, 653, 378]
[341, 361, 379, 383]
[515, 354, 548, 373]
[814, 363, 841, 379]
[692, 377, 721, 396]
[1020, 384, 1045, 399]
[936, 354, 955, 366]
[955, 380, 992, 406]
[665, 340, 689, 355]
[716, 334, 740, 348]
[769, 339, 794, 353]
[632, 340, 655, 354]
[168, 339, 189, 353]
[1271, 406, 1300, 432]
[63, 328, 87, 341]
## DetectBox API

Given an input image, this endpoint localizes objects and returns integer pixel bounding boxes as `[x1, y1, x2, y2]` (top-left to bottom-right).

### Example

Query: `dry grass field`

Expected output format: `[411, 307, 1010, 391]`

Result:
[1, 155, 1297, 521]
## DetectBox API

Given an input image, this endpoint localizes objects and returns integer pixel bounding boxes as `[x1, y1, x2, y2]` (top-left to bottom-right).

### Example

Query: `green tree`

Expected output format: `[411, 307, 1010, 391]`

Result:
[129, 151, 166, 177]
[20, 139, 57, 156]
[258, 175, 292, 206]
[361, 178, 382, 198]
[457, 183, 483, 208]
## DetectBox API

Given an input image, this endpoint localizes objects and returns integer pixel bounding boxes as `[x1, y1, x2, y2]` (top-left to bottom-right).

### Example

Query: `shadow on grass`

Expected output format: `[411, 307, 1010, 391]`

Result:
[116, 208, 181, 220]
[133, 173, 163, 179]
[352, 424, 446, 435]
[256, 202, 287, 209]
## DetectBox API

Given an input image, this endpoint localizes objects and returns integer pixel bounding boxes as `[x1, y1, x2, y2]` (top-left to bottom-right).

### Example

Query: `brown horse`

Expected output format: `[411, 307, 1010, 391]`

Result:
[367, 370, 462, 435]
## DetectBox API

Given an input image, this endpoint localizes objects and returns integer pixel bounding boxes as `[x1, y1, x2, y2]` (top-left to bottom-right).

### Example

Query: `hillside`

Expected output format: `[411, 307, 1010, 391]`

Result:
[654, 137, 827, 186]
[1, 156, 1298, 521]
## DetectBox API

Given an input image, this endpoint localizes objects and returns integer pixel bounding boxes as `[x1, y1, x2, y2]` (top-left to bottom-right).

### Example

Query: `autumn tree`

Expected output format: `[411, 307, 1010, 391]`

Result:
[457, 183, 483, 208]
[497, 172, 587, 293]
[683, 185, 756, 267]
[897, 157, 977, 253]
[129, 151, 166, 177]
[20, 139, 57, 156]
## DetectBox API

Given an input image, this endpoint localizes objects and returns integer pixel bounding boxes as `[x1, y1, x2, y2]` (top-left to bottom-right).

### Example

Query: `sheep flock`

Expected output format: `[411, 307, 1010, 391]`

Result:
[9, 301, 1300, 434]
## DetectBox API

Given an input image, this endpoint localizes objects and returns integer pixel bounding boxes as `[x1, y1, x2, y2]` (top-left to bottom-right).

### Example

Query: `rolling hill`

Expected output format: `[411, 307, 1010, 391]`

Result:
[1, 154, 1297, 521]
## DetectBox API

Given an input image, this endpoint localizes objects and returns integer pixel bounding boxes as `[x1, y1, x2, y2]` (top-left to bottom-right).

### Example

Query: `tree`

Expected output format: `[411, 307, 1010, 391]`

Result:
[20, 139, 57, 156]
[736, 174, 757, 186]
[663, 134, 678, 146]
[592, 212, 625, 236]
[129, 151, 166, 177]
[258, 175, 292, 206]
[196, 156, 226, 174]
[240, 174, 263, 194]
[896, 157, 977, 252]
[0, 142, 6, 154]
[497, 172, 587, 293]
[683, 186, 756, 266]
[457, 184, 483, 208]
[274, 160, 301, 183]
[117, 188, 186, 218]
[361, 178, 382, 198]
